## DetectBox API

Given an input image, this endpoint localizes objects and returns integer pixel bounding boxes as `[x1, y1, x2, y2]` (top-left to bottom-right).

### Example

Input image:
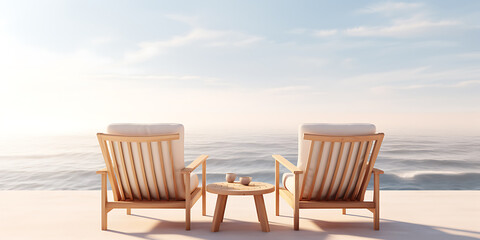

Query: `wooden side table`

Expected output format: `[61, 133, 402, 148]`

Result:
[207, 182, 275, 232]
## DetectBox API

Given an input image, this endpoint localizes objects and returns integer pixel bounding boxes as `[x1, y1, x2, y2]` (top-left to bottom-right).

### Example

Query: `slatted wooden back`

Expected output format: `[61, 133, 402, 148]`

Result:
[97, 133, 184, 201]
[299, 133, 384, 201]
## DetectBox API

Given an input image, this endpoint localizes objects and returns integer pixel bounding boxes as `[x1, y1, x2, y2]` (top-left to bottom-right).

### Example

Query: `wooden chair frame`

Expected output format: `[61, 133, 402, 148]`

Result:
[274, 133, 384, 230]
[96, 133, 208, 231]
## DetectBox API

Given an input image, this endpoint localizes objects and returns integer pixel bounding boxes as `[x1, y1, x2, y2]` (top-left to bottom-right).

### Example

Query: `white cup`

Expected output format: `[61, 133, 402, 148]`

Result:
[239, 177, 252, 186]
[226, 173, 236, 183]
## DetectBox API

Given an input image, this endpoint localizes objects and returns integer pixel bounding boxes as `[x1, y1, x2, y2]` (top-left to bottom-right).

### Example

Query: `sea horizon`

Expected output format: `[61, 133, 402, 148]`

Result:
[1, 131, 479, 191]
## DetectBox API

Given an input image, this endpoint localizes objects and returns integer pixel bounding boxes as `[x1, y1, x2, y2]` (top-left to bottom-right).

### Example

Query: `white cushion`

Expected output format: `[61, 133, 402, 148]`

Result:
[107, 123, 185, 136]
[107, 123, 198, 200]
[286, 123, 376, 199]
[283, 173, 295, 196]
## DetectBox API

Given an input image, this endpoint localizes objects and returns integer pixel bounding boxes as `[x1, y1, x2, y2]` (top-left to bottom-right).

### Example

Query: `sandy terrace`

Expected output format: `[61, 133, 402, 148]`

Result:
[1, 191, 479, 240]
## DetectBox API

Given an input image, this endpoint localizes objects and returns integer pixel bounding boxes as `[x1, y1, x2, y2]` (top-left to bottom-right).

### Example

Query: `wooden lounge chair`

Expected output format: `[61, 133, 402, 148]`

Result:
[96, 124, 207, 230]
[273, 123, 385, 230]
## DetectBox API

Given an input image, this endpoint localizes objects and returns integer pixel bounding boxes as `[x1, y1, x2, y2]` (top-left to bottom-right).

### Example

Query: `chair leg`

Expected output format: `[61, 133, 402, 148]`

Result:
[275, 161, 280, 216]
[126, 208, 131, 215]
[184, 173, 191, 231]
[202, 162, 207, 216]
[374, 172, 380, 230]
[202, 190, 206, 216]
[294, 173, 300, 230]
[342, 208, 346, 215]
[101, 208, 107, 230]
[275, 192, 280, 216]
[294, 208, 299, 230]
[101, 173, 107, 230]
[186, 208, 191, 230]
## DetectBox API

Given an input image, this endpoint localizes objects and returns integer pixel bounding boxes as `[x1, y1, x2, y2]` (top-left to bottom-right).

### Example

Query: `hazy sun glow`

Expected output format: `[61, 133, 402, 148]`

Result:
[1, 1, 479, 136]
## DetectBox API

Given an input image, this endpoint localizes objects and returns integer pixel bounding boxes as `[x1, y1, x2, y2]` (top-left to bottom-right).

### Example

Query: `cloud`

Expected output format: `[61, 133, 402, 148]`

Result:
[89, 73, 229, 86]
[359, 2, 424, 14]
[306, 18, 459, 39]
[91, 74, 205, 81]
[347, 66, 480, 84]
[287, 28, 308, 34]
[344, 18, 459, 37]
[287, 28, 338, 38]
[292, 2, 459, 39]
[313, 29, 338, 37]
[313, 2, 461, 38]
[408, 80, 480, 89]
[125, 28, 263, 63]
[348, 66, 480, 94]
[345, 66, 429, 84]
[372, 80, 480, 93]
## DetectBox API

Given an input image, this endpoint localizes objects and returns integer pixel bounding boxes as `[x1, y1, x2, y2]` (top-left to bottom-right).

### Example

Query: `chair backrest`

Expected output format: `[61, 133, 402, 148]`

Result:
[97, 123, 187, 201]
[297, 123, 384, 201]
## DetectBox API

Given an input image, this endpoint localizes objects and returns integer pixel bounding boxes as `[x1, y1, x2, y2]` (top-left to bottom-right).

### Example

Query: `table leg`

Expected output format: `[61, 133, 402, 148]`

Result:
[254, 195, 270, 232]
[253, 197, 261, 222]
[211, 194, 228, 232]
[220, 195, 228, 223]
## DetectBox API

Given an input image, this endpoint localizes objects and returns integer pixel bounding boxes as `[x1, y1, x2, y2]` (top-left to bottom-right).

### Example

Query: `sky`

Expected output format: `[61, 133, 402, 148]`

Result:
[0, 0, 479, 136]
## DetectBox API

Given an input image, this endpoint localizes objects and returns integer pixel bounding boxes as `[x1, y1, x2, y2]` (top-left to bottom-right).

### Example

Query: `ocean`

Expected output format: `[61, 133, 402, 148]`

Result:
[1, 133, 479, 190]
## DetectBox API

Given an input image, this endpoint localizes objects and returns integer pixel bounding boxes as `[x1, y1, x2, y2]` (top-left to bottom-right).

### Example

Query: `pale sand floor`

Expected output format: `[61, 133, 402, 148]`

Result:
[1, 191, 479, 240]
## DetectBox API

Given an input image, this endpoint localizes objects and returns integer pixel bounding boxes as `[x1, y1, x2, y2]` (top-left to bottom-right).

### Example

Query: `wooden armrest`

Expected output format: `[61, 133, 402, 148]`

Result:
[181, 154, 208, 174]
[96, 168, 107, 174]
[373, 168, 384, 174]
[272, 155, 303, 174]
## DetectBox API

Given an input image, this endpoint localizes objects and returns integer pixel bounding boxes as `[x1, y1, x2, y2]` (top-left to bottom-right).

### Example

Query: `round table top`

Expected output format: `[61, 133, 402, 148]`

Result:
[206, 182, 275, 195]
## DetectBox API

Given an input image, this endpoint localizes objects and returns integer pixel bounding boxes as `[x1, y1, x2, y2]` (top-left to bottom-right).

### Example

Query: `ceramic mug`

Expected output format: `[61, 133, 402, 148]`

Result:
[226, 173, 236, 183]
[239, 177, 252, 186]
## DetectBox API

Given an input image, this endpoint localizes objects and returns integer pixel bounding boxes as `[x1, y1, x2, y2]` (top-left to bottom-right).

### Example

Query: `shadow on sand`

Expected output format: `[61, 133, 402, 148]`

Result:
[107, 213, 480, 240]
